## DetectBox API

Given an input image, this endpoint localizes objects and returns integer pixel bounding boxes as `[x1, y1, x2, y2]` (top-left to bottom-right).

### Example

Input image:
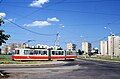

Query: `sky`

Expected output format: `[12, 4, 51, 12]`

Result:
[0, 0, 120, 49]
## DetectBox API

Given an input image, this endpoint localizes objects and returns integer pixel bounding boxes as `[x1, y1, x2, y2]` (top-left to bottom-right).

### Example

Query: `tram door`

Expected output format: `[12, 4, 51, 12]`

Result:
[48, 49, 51, 60]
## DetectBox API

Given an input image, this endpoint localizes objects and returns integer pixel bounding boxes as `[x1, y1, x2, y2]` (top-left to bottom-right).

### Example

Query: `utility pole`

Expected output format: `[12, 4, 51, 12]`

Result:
[54, 32, 60, 47]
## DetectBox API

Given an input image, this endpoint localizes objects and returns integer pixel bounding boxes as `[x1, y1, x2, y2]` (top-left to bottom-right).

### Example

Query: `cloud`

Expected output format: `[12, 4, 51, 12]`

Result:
[24, 17, 60, 28]
[0, 12, 6, 18]
[30, 0, 49, 7]
[47, 17, 60, 22]
[24, 21, 51, 27]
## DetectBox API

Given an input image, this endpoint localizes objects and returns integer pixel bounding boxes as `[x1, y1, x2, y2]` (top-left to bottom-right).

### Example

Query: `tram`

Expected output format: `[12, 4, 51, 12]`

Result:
[11, 48, 77, 61]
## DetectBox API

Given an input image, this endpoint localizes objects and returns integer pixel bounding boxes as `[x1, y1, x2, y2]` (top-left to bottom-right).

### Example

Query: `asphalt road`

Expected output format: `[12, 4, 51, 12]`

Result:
[0, 59, 120, 79]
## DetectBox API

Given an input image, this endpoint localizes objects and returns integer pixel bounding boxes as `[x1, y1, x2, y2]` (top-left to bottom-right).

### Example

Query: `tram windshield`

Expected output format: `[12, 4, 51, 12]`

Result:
[15, 50, 19, 54]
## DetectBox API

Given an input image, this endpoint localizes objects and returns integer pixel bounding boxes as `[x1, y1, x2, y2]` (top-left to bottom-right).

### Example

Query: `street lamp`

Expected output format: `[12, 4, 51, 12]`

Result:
[104, 26, 113, 35]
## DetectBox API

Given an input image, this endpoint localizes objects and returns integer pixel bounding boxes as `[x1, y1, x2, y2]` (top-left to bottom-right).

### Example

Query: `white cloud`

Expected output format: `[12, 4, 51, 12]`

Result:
[30, 0, 49, 7]
[0, 12, 6, 18]
[24, 17, 60, 28]
[47, 17, 60, 22]
[24, 21, 51, 27]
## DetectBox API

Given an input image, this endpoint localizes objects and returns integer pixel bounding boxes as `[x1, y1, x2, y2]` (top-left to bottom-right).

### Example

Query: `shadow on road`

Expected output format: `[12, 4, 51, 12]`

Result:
[0, 70, 10, 78]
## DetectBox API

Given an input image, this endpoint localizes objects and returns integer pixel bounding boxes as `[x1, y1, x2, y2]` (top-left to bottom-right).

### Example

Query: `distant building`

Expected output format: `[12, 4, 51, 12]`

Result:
[82, 42, 92, 55]
[1, 45, 12, 54]
[91, 47, 99, 54]
[100, 40, 108, 55]
[1, 43, 25, 54]
[66, 43, 76, 51]
[108, 35, 120, 57]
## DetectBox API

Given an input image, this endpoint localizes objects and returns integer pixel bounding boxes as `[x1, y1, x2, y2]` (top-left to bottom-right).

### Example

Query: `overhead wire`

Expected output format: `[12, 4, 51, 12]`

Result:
[1, 3, 120, 16]
[4, 18, 56, 36]
[17, 0, 67, 20]
[2, 0, 120, 3]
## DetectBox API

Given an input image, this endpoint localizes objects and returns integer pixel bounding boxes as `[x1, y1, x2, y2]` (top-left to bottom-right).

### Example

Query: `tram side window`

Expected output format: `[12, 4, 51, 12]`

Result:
[15, 50, 19, 54]
[59, 51, 64, 55]
[38, 50, 47, 55]
[24, 50, 30, 55]
[62, 51, 64, 55]
[67, 51, 73, 55]
[43, 51, 47, 55]
[30, 50, 34, 55]
[39, 51, 41, 55]
[34, 50, 38, 55]
[52, 51, 55, 55]
[52, 51, 64, 55]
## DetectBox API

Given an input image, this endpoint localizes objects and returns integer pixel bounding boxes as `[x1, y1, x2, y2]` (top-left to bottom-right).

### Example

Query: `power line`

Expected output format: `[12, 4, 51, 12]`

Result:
[2, 3, 120, 16]
[44, 8, 120, 16]
[5, 18, 56, 36]
[1, 1, 102, 3]
[20, 0, 67, 20]
[2, 0, 120, 3]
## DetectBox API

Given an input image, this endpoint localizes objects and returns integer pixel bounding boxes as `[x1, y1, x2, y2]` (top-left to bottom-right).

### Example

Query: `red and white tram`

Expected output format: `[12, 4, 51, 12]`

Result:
[11, 48, 77, 61]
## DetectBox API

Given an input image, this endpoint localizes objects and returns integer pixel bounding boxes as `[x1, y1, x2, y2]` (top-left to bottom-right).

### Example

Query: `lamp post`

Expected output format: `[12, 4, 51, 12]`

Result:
[54, 25, 64, 47]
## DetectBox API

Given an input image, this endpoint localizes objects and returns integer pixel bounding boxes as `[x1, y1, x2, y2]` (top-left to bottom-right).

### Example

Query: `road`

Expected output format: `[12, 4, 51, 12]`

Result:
[0, 59, 120, 79]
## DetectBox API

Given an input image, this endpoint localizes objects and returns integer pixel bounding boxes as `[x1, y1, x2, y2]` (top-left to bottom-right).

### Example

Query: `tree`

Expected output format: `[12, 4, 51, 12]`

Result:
[0, 18, 10, 46]
[0, 18, 4, 26]
[77, 49, 84, 55]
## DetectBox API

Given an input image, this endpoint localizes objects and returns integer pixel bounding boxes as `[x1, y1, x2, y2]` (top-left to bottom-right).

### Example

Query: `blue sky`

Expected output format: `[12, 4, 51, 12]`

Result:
[0, 0, 120, 49]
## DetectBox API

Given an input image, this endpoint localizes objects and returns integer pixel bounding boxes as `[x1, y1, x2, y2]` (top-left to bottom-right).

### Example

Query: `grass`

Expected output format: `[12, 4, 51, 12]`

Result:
[77, 55, 120, 62]
[94, 55, 120, 61]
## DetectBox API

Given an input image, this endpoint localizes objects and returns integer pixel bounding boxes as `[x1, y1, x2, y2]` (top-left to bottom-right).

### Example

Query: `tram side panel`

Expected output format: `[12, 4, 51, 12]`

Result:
[12, 48, 49, 60]
[50, 50, 66, 60]
[65, 51, 77, 60]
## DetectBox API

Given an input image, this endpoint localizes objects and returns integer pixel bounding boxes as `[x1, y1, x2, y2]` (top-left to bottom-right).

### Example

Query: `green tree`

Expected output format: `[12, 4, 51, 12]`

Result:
[0, 18, 10, 46]
[77, 49, 83, 55]
[0, 18, 4, 26]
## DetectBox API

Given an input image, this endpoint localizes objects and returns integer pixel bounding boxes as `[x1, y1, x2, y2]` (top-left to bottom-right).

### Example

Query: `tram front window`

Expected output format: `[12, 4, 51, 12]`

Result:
[15, 50, 19, 54]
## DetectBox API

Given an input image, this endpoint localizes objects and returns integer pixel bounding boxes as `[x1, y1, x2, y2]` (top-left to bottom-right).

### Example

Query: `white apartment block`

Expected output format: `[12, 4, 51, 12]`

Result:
[66, 43, 76, 51]
[82, 42, 92, 55]
[100, 41, 108, 55]
[108, 35, 120, 57]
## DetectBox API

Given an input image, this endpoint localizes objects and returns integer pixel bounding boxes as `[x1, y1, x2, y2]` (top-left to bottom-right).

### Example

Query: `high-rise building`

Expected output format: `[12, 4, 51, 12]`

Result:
[100, 40, 108, 55]
[108, 35, 120, 57]
[82, 42, 92, 55]
[66, 43, 76, 51]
